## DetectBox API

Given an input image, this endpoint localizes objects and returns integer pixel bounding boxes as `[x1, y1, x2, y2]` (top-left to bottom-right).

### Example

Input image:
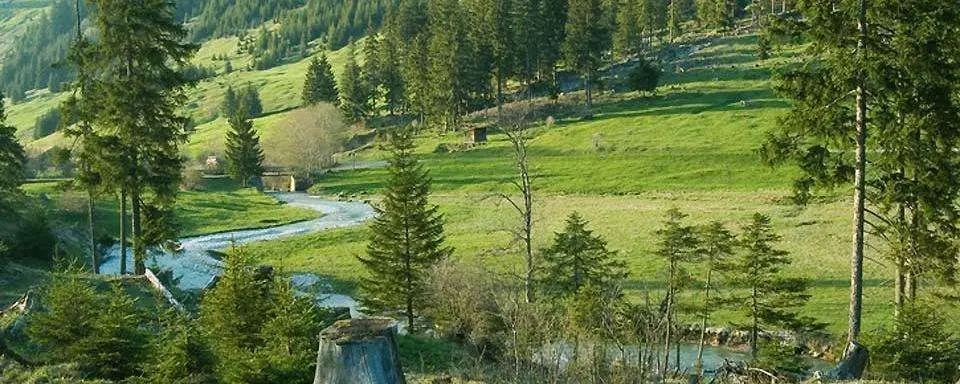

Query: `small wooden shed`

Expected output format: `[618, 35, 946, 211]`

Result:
[465, 126, 488, 144]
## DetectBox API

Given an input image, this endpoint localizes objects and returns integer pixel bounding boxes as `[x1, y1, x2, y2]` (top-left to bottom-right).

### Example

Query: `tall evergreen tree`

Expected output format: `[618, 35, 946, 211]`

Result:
[722, 214, 818, 358]
[338, 46, 374, 122]
[81, 0, 197, 275]
[239, 85, 263, 118]
[654, 208, 700, 375]
[221, 86, 239, 117]
[301, 54, 339, 106]
[357, 129, 452, 332]
[0, 93, 25, 209]
[615, 0, 645, 58]
[563, 0, 612, 116]
[541, 212, 627, 299]
[224, 113, 265, 187]
[377, 33, 405, 116]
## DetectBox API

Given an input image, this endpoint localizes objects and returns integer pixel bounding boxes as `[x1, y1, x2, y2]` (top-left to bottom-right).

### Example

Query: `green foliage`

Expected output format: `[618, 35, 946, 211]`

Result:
[628, 58, 661, 95]
[0, 0, 78, 99]
[32, 108, 61, 140]
[302, 54, 340, 106]
[28, 276, 148, 380]
[753, 340, 809, 376]
[221, 86, 239, 118]
[338, 47, 374, 122]
[143, 311, 217, 384]
[200, 245, 323, 383]
[358, 129, 452, 330]
[866, 303, 960, 383]
[9, 204, 55, 262]
[239, 85, 264, 118]
[541, 212, 627, 299]
[723, 214, 819, 356]
[224, 113, 265, 187]
[0, 93, 26, 205]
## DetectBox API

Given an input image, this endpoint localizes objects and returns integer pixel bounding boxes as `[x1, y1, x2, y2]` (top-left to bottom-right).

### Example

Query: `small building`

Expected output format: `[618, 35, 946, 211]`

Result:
[261, 173, 296, 192]
[465, 126, 488, 144]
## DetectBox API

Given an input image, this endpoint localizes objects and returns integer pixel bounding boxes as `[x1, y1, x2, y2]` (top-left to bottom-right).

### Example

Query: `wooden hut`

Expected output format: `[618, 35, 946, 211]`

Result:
[465, 126, 487, 144]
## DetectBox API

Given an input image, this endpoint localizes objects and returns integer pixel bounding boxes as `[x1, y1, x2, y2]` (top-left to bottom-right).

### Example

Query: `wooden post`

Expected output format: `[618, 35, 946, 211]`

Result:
[314, 318, 406, 384]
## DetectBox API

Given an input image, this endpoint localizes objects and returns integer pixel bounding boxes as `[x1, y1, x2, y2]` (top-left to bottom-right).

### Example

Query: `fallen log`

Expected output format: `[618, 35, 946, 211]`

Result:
[314, 317, 406, 384]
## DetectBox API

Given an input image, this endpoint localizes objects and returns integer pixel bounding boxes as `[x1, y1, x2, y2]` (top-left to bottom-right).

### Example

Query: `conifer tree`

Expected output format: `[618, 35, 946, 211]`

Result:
[0, 93, 25, 208]
[693, 221, 735, 378]
[224, 113, 264, 187]
[357, 129, 452, 332]
[239, 85, 263, 118]
[541, 212, 627, 299]
[338, 46, 374, 122]
[377, 33, 405, 116]
[221, 86, 239, 117]
[146, 311, 217, 384]
[80, 0, 197, 275]
[654, 208, 700, 375]
[667, 0, 682, 42]
[301, 54, 339, 106]
[723, 214, 818, 358]
[563, 0, 612, 116]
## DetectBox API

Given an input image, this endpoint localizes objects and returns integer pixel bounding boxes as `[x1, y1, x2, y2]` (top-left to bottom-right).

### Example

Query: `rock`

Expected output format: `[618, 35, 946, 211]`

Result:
[314, 317, 406, 384]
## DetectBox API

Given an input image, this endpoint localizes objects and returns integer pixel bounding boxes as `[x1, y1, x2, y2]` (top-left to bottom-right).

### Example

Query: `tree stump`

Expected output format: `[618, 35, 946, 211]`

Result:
[314, 317, 406, 384]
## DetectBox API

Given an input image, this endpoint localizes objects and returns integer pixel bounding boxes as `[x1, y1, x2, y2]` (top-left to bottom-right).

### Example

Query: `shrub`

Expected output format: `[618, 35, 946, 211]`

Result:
[11, 207, 55, 262]
[866, 302, 960, 383]
[32, 108, 61, 140]
[628, 58, 661, 95]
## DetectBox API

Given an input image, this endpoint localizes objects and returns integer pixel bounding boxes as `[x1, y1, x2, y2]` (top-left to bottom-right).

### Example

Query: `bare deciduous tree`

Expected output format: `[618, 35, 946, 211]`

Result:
[264, 103, 348, 175]
[498, 99, 537, 304]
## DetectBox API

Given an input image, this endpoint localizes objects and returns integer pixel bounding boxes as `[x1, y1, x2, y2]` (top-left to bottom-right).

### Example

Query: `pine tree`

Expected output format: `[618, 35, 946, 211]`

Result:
[615, 0, 645, 58]
[338, 46, 373, 122]
[654, 208, 700, 375]
[357, 129, 452, 332]
[146, 311, 217, 384]
[723, 214, 818, 358]
[239, 85, 263, 118]
[378, 33, 405, 116]
[253, 278, 324, 383]
[667, 0, 682, 42]
[0, 93, 25, 207]
[301, 54, 339, 106]
[221, 86, 239, 117]
[541, 212, 627, 299]
[80, 0, 197, 275]
[563, 0, 612, 116]
[693, 221, 735, 378]
[224, 113, 265, 187]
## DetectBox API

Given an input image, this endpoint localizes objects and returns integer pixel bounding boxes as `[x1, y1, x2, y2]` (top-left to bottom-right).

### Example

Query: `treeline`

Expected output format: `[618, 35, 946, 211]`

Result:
[192, 0, 392, 69]
[343, 0, 781, 129]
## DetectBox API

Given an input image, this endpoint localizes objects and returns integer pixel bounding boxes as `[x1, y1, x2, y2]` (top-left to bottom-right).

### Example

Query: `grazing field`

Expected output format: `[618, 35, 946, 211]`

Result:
[241, 34, 940, 338]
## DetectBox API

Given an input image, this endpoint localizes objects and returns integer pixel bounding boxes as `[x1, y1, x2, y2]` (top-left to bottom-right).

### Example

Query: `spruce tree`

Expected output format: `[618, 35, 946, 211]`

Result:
[301, 53, 339, 106]
[563, 0, 613, 116]
[357, 129, 452, 332]
[146, 311, 217, 384]
[224, 112, 265, 187]
[541, 212, 627, 299]
[0, 93, 25, 208]
[723, 214, 819, 358]
[221, 86, 239, 117]
[377, 33, 405, 115]
[338, 46, 373, 122]
[239, 85, 263, 118]
[654, 208, 700, 375]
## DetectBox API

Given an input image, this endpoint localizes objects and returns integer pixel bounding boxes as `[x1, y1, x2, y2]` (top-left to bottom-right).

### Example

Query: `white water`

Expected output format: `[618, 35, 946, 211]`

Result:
[98, 193, 374, 295]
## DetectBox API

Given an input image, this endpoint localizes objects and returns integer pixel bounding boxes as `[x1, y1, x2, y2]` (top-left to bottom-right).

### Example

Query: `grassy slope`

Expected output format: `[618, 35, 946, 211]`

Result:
[243, 34, 925, 338]
[6, 33, 358, 157]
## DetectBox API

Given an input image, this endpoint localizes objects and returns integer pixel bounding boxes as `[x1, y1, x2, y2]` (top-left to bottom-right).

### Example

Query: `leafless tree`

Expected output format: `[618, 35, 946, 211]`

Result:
[264, 103, 348, 175]
[498, 99, 538, 304]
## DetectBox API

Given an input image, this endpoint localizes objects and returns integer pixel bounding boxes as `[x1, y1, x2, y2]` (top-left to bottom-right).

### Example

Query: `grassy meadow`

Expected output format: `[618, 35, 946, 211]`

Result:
[244, 34, 931, 338]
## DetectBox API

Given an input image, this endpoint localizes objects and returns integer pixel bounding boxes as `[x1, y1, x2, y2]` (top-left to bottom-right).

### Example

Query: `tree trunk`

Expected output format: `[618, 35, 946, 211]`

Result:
[88, 190, 98, 274]
[119, 188, 127, 274]
[131, 183, 145, 275]
[496, 72, 505, 120]
[583, 72, 593, 117]
[314, 318, 406, 384]
[847, 0, 868, 346]
[662, 261, 675, 377]
[751, 286, 759, 358]
[694, 268, 713, 378]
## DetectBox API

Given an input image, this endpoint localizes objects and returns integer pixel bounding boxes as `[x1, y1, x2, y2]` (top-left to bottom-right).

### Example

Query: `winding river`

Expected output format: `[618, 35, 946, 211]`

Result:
[98, 192, 374, 291]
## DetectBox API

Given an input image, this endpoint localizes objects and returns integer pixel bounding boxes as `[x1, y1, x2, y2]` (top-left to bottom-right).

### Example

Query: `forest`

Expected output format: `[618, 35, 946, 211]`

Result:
[1, 0, 959, 383]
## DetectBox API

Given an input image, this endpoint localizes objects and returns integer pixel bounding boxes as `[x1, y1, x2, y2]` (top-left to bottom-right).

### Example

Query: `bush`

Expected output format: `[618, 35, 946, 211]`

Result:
[10, 207, 55, 262]
[866, 302, 960, 383]
[628, 58, 661, 95]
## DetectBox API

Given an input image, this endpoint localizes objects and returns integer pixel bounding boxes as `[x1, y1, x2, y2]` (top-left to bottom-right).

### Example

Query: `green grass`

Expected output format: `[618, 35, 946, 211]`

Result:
[22, 178, 319, 238]
[239, 33, 957, 339]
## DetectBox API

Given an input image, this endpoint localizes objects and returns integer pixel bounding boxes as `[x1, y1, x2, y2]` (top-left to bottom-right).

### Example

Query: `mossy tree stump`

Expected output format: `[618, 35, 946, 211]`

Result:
[314, 317, 406, 384]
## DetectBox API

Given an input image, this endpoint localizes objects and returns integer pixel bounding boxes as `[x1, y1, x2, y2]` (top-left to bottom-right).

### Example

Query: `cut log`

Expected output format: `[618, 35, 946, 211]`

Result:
[314, 317, 406, 384]
[822, 341, 869, 381]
